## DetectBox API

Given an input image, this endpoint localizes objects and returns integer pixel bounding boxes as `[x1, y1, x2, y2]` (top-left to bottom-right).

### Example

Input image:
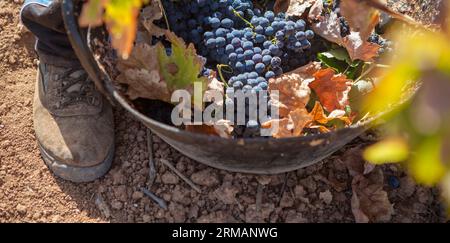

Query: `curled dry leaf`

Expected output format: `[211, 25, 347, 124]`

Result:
[343, 32, 381, 62]
[204, 74, 224, 101]
[309, 68, 353, 113]
[116, 43, 171, 102]
[343, 147, 393, 223]
[311, 11, 380, 61]
[117, 30, 211, 104]
[264, 62, 321, 138]
[340, 0, 381, 41]
[309, 101, 352, 133]
[283, 0, 318, 17]
[311, 11, 343, 45]
[262, 109, 312, 138]
[308, 0, 323, 21]
[141, 1, 166, 39]
[351, 168, 394, 223]
[269, 62, 321, 117]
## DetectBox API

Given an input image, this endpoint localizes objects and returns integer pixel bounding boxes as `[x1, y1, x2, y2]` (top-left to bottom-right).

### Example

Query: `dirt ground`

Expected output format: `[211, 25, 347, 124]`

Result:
[0, 0, 447, 223]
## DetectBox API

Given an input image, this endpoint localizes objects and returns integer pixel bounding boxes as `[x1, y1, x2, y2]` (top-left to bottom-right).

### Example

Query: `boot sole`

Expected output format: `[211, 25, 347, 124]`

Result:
[38, 142, 114, 183]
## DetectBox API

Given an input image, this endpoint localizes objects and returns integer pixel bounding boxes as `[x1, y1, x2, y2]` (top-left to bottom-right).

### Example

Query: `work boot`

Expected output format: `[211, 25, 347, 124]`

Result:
[33, 61, 115, 183]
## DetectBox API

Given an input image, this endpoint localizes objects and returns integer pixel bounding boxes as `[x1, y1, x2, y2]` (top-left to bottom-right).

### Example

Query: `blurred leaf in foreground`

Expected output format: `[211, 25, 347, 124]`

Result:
[363, 137, 409, 165]
[79, 0, 149, 59]
[409, 137, 447, 186]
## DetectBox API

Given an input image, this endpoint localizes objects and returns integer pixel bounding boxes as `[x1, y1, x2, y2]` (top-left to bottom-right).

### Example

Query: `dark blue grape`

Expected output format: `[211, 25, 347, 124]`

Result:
[255, 63, 265, 74]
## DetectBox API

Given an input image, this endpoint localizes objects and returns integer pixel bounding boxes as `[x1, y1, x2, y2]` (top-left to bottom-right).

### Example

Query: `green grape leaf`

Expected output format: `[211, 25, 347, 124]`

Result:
[157, 31, 208, 108]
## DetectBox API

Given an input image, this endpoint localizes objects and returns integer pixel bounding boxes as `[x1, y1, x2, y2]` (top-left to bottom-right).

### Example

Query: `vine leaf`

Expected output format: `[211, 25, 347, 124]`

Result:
[309, 68, 353, 113]
[79, 0, 149, 59]
[340, 0, 381, 41]
[116, 43, 171, 102]
[157, 31, 207, 90]
[280, 0, 317, 17]
[263, 62, 321, 138]
[309, 102, 351, 133]
[311, 10, 380, 61]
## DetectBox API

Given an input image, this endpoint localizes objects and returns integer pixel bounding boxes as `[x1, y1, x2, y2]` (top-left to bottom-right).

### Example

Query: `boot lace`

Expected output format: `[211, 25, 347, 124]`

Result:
[55, 68, 100, 109]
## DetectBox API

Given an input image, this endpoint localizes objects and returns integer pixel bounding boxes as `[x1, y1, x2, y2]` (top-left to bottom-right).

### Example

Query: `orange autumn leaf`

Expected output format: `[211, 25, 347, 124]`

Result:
[268, 62, 320, 117]
[264, 62, 320, 138]
[309, 68, 353, 112]
[308, 102, 352, 133]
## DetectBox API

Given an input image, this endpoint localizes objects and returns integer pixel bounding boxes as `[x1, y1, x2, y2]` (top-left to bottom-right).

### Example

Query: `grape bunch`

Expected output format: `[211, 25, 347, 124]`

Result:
[161, 0, 316, 137]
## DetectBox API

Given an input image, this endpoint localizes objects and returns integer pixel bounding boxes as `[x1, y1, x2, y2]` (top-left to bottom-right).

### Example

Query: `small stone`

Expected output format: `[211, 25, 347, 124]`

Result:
[256, 175, 272, 185]
[142, 214, 152, 223]
[113, 185, 128, 202]
[319, 190, 333, 204]
[132, 191, 144, 200]
[95, 194, 111, 219]
[161, 172, 179, 184]
[279, 193, 294, 208]
[16, 204, 27, 215]
[111, 200, 123, 210]
[300, 176, 317, 192]
[191, 169, 220, 187]
[294, 185, 306, 198]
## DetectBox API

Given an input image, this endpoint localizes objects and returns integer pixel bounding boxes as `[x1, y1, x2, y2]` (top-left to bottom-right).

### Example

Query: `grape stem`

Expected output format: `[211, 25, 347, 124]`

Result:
[217, 64, 233, 88]
[355, 62, 390, 82]
[157, 0, 171, 31]
[232, 9, 254, 29]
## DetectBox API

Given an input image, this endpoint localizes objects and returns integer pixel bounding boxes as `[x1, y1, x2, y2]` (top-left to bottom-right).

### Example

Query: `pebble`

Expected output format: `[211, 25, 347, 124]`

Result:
[191, 169, 219, 187]
[16, 204, 27, 215]
[319, 190, 333, 204]
[131, 191, 144, 200]
[161, 172, 179, 184]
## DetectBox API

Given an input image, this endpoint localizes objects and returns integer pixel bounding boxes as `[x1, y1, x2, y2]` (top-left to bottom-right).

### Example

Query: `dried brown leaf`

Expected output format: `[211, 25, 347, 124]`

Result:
[340, 0, 381, 41]
[274, 0, 290, 14]
[308, 0, 323, 21]
[141, 2, 166, 38]
[351, 169, 394, 223]
[262, 109, 312, 138]
[311, 9, 380, 61]
[264, 62, 322, 138]
[284, 0, 318, 17]
[311, 11, 343, 45]
[269, 62, 320, 117]
[116, 43, 171, 101]
[343, 32, 381, 62]
[309, 68, 353, 112]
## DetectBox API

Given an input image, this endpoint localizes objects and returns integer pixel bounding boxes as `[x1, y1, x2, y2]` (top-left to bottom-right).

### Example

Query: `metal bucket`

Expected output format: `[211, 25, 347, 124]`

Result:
[61, 0, 379, 174]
